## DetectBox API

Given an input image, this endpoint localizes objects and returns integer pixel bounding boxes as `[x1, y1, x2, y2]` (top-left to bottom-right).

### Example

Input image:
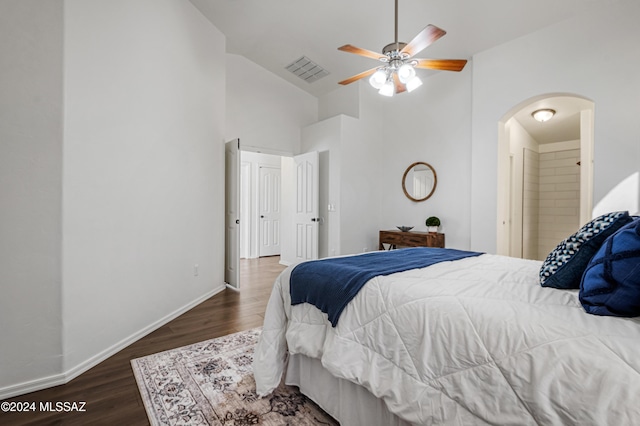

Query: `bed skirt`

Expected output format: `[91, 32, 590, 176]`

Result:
[285, 353, 415, 426]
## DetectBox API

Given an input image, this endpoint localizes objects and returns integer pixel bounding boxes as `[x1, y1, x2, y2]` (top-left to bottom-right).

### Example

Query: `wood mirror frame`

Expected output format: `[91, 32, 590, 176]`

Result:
[402, 161, 437, 202]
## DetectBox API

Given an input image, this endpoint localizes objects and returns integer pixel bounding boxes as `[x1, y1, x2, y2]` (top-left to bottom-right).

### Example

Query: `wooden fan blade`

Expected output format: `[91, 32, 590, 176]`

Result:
[414, 59, 467, 72]
[393, 73, 407, 94]
[401, 25, 446, 58]
[338, 44, 386, 61]
[338, 67, 379, 85]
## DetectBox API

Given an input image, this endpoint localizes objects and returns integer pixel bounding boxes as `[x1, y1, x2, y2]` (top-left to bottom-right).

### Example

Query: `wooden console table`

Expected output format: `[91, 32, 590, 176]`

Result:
[379, 230, 445, 250]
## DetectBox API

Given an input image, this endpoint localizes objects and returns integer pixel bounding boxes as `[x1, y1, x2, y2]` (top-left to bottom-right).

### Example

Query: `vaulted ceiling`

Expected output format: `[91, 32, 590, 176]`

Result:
[190, 0, 610, 98]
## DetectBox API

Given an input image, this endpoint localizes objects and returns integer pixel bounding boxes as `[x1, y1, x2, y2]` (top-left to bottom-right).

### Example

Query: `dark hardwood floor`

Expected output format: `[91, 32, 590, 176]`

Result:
[1, 256, 286, 426]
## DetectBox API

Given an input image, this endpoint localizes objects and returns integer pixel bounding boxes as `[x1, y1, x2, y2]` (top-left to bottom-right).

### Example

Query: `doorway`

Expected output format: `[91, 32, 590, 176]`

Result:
[497, 94, 595, 260]
[225, 144, 320, 289]
[239, 150, 283, 260]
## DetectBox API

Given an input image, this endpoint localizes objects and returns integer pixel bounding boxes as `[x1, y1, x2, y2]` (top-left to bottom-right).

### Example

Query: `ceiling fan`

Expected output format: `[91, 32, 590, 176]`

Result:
[337, 0, 467, 96]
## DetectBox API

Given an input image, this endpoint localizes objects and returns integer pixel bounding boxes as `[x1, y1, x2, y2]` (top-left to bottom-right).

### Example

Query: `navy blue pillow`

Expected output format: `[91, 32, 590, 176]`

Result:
[539, 211, 633, 289]
[580, 218, 640, 317]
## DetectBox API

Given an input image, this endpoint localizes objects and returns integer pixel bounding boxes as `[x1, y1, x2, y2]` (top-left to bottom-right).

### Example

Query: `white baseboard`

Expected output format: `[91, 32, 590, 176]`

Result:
[0, 284, 226, 401]
[0, 372, 67, 401]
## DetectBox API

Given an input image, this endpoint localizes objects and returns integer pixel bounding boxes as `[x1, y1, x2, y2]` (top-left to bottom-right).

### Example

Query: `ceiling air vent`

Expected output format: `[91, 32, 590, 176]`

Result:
[285, 56, 329, 83]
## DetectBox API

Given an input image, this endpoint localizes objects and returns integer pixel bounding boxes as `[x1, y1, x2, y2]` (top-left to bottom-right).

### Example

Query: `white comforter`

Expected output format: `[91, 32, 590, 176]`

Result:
[253, 253, 640, 425]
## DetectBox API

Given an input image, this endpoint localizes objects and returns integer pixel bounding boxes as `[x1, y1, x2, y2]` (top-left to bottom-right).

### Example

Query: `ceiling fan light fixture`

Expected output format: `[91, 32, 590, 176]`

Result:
[397, 63, 416, 83]
[532, 108, 556, 122]
[379, 80, 395, 97]
[405, 76, 423, 92]
[337, 0, 467, 95]
[369, 69, 388, 89]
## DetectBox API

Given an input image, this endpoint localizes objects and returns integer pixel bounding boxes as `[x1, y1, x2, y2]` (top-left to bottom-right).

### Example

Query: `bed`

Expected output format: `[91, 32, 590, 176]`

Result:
[253, 217, 640, 425]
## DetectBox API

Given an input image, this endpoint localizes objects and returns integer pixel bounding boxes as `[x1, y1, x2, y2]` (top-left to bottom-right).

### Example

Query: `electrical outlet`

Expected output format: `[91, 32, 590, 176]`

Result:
[193, 264, 199, 277]
[363, 247, 368, 252]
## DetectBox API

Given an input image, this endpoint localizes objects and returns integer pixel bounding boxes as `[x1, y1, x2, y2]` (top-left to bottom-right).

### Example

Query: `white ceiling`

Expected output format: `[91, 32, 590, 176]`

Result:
[189, 0, 609, 99]
[512, 96, 594, 144]
[189, 0, 612, 145]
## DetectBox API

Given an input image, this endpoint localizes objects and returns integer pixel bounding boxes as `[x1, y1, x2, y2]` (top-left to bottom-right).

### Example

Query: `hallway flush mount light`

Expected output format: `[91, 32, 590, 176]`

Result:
[531, 109, 556, 122]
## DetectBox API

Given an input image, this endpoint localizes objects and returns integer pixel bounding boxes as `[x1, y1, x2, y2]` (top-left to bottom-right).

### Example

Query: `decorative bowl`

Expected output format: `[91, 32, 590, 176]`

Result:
[397, 226, 414, 232]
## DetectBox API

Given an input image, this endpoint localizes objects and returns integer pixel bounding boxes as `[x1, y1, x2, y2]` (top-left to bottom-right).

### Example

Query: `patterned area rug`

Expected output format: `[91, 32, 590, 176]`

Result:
[131, 328, 337, 426]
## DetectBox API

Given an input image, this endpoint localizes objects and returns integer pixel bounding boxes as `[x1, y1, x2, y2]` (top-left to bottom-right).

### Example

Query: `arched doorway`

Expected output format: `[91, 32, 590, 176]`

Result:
[496, 94, 594, 260]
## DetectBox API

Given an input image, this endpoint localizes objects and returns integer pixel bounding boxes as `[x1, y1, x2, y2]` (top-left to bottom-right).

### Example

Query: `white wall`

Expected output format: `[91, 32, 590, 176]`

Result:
[310, 67, 473, 253]
[300, 116, 343, 260]
[319, 84, 360, 121]
[373, 68, 474, 250]
[471, 0, 640, 253]
[226, 54, 318, 155]
[62, 0, 226, 377]
[1, 0, 227, 399]
[298, 112, 383, 259]
[339, 102, 380, 254]
[0, 0, 64, 396]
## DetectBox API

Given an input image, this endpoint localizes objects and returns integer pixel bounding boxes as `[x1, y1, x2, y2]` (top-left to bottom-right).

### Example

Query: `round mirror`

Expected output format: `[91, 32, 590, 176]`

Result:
[402, 162, 437, 202]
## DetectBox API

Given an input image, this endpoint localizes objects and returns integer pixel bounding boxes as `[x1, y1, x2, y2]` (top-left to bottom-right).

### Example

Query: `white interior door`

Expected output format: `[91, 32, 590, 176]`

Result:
[225, 139, 240, 289]
[294, 151, 319, 261]
[259, 166, 281, 257]
[240, 161, 251, 259]
[509, 152, 524, 258]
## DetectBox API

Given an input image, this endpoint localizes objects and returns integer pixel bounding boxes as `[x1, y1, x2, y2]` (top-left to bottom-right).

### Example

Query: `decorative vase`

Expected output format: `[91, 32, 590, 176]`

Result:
[428, 226, 438, 234]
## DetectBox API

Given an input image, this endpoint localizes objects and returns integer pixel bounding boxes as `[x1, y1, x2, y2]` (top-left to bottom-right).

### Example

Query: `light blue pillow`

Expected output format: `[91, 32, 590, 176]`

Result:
[539, 211, 633, 289]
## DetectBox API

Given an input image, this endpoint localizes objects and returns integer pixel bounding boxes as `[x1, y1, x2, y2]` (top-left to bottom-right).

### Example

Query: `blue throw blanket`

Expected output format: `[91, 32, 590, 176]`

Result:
[290, 247, 482, 327]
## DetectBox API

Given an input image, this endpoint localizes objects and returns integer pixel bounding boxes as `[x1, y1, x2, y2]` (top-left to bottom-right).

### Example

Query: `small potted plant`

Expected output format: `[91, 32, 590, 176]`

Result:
[425, 216, 441, 234]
